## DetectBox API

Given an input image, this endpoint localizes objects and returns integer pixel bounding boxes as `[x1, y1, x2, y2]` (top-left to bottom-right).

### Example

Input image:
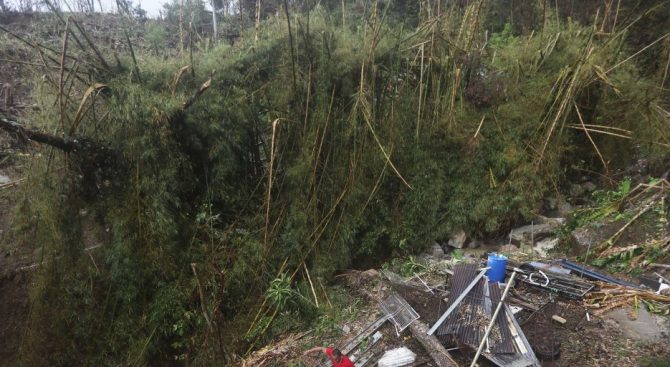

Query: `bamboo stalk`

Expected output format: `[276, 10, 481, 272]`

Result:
[282, 0, 297, 93]
[71, 18, 110, 71]
[191, 263, 215, 334]
[124, 30, 142, 83]
[304, 263, 319, 308]
[179, 0, 185, 55]
[574, 102, 609, 177]
[58, 18, 71, 132]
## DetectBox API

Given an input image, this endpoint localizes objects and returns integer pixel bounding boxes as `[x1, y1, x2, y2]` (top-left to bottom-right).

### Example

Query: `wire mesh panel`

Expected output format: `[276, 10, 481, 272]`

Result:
[378, 294, 420, 334]
[435, 264, 515, 353]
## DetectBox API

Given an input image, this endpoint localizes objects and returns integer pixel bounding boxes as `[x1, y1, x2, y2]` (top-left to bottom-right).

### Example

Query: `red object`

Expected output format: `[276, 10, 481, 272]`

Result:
[325, 348, 355, 367]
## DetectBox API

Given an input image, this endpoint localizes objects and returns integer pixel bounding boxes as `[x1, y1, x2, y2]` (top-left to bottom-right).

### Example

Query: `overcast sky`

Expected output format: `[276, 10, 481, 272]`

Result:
[5, 0, 213, 18]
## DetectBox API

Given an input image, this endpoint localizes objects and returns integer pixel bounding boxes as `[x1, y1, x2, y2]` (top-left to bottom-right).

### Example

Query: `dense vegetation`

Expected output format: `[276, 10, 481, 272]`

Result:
[2, 0, 669, 365]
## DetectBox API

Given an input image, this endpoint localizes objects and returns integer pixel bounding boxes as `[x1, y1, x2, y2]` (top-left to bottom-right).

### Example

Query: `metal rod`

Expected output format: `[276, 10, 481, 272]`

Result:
[427, 268, 489, 335]
[581, 241, 592, 279]
[469, 272, 517, 367]
[531, 221, 535, 260]
[507, 229, 512, 259]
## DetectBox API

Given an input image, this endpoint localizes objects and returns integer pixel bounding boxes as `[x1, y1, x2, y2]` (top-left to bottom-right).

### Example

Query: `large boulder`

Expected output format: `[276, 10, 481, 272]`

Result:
[510, 223, 555, 244]
[569, 183, 585, 197]
[534, 237, 559, 257]
[448, 230, 468, 249]
[429, 242, 447, 259]
[569, 221, 623, 255]
[467, 239, 482, 249]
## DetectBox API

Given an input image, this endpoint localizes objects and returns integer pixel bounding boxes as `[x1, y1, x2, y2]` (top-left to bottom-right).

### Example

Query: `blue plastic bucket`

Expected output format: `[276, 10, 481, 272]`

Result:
[486, 254, 507, 283]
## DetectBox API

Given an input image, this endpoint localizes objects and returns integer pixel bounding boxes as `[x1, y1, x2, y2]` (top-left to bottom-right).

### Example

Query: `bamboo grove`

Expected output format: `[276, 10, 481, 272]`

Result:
[1, 0, 669, 365]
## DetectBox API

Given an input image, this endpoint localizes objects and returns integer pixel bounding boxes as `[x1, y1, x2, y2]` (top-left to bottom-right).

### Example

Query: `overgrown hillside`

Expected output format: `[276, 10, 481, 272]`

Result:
[1, 0, 669, 365]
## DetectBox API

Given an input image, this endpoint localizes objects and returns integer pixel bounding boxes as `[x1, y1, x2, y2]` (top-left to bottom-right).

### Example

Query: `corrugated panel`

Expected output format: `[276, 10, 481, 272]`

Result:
[435, 264, 515, 353]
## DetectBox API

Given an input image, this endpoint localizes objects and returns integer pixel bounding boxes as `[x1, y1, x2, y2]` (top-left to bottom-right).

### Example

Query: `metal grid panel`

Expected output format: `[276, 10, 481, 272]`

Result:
[435, 264, 515, 353]
[378, 294, 420, 333]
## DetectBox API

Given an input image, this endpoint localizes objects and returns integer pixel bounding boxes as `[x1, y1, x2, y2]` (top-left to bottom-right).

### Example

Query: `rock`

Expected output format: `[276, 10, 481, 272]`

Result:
[582, 181, 597, 192]
[342, 324, 351, 333]
[361, 269, 380, 279]
[467, 239, 482, 249]
[569, 183, 585, 197]
[535, 217, 565, 226]
[558, 201, 573, 216]
[510, 223, 555, 244]
[430, 242, 446, 259]
[544, 196, 559, 210]
[500, 244, 519, 253]
[0, 171, 9, 184]
[569, 221, 622, 255]
[534, 237, 559, 256]
[448, 230, 467, 249]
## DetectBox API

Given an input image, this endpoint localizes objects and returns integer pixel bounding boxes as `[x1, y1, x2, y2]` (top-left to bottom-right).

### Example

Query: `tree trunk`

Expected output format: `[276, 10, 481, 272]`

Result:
[0, 118, 75, 152]
[212, 0, 218, 43]
[180, 0, 185, 55]
[254, 0, 260, 43]
[238, 0, 244, 38]
[407, 319, 458, 367]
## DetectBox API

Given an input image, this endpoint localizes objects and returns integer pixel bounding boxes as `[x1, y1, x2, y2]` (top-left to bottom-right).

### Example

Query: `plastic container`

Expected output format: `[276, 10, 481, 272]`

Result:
[486, 254, 507, 283]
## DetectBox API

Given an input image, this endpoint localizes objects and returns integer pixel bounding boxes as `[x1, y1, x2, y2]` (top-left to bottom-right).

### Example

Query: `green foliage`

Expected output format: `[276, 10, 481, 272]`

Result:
[267, 273, 303, 312]
[489, 23, 515, 50]
[145, 21, 168, 50]
[559, 178, 632, 238]
[12, 2, 670, 366]
[642, 356, 670, 367]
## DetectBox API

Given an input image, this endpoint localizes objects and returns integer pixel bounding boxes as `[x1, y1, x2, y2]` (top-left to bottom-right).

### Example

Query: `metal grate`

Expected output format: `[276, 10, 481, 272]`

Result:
[436, 266, 515, 353]
[378, 294, 420, 334]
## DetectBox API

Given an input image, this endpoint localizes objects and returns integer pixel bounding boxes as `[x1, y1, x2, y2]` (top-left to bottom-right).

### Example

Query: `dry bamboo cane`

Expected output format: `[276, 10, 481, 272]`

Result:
[304, 263, 319, 308]
[58, 18, 71, 131]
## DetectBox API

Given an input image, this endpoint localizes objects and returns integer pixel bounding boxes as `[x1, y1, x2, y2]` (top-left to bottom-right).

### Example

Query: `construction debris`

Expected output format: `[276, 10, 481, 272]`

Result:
[554, 259, 639, 288]
[377, 347, 416, 367]
[430, 264, 541, 367]
[585, 283, 670, 317]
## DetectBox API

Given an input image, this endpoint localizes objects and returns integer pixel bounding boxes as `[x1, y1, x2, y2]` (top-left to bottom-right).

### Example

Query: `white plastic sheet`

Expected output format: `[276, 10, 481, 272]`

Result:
[377, 347, 416, 367]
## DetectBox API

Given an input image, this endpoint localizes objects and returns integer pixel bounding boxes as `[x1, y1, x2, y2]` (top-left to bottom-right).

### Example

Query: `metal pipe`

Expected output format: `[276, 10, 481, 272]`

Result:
[469, 272, 517, 367]
[581, 241, 592, 279]
[531, 221, 535, 260]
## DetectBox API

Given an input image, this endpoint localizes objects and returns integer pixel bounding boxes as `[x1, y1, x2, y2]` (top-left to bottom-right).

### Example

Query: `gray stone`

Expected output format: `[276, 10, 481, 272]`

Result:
[569, 183, 585, 197]
[361, 269, 380, 279]
[582, 181, 597, 192]
[558, 201, 573, 216]
[569, 221, 622, 255]
[510, 223, 555, 244]
[534, 237, 559, 256]
[448, 230, 468, 249]
[544, 196, 559, 210]
[467, 239, 482, 249]
[535, 217, 565, 226]
[430, 242, 446, 259]
[342, 324, 351, 333]
[500, 244, 519, 253]
[0, 171, 9, 184]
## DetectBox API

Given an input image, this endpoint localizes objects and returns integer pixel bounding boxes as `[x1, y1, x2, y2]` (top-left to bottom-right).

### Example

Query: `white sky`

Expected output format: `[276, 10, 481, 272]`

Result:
[5, 0, 213, 18]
